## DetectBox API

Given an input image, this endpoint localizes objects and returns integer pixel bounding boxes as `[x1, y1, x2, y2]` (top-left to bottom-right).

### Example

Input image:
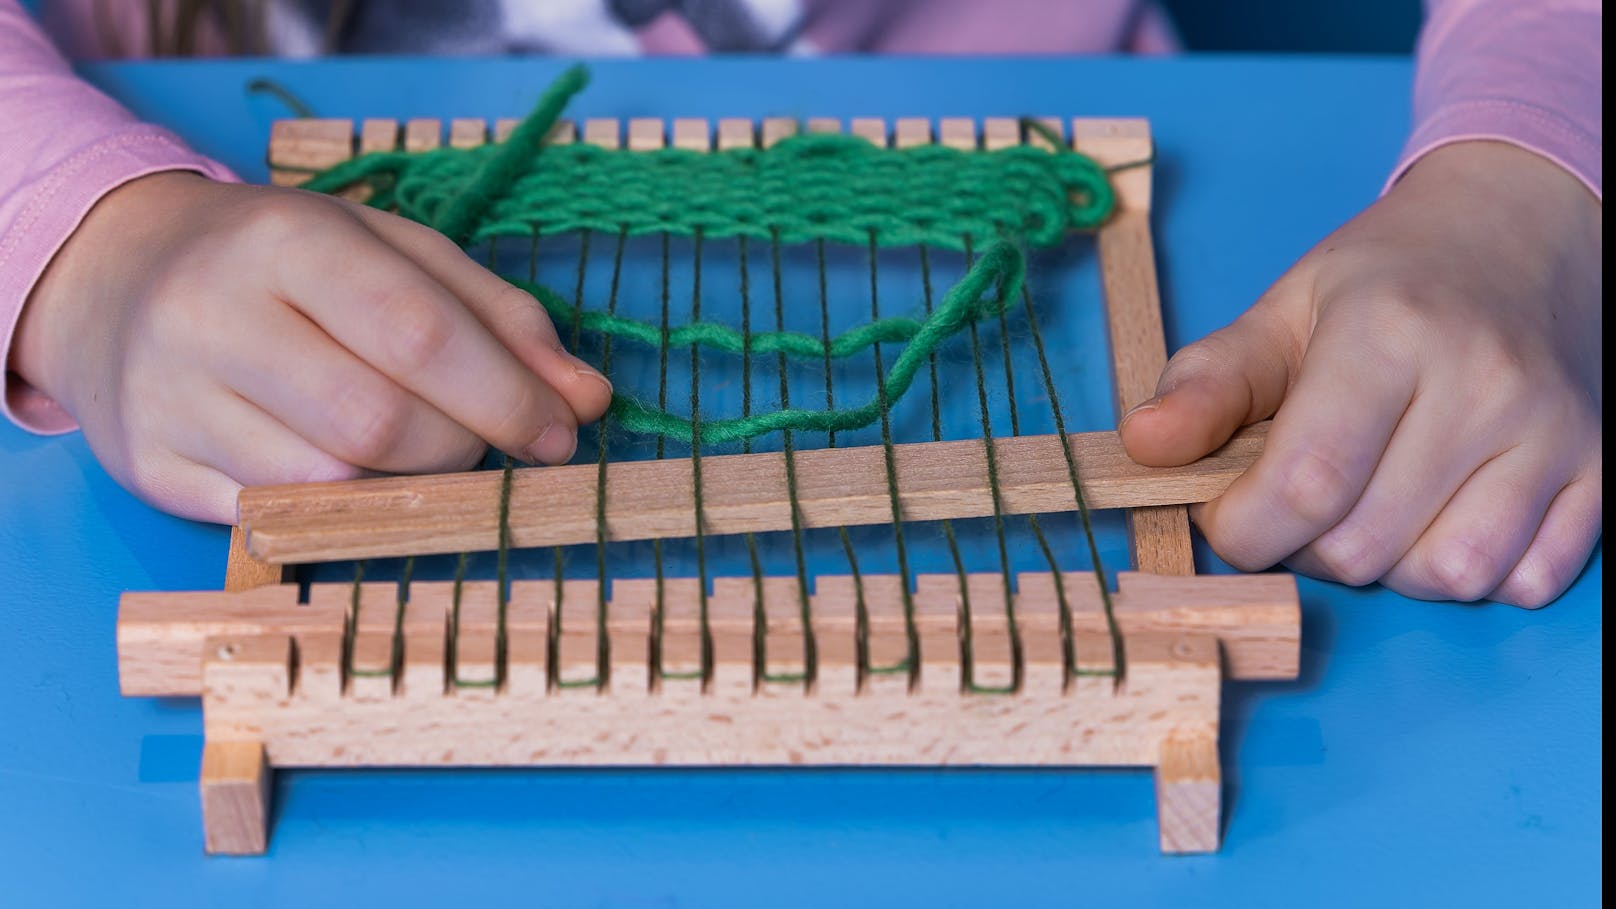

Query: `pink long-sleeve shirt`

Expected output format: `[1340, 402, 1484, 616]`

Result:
[0, 0, 1603, 435]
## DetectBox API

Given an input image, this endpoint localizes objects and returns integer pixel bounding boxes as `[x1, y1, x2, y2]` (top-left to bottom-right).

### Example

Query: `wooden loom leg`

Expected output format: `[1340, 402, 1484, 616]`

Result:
[1155, 730, 1221, 853]
[200, 740, 272, 855]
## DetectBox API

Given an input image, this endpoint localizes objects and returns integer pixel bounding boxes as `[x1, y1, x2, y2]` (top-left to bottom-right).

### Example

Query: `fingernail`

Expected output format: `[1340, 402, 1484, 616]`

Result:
[570, 359, 613, 396]
[525, 420, 577, 465]
[1122, 395, 1163, 423]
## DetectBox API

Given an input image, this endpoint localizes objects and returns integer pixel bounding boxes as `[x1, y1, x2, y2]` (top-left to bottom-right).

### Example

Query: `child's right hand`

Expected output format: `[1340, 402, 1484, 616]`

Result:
[11, 171, 613, 524]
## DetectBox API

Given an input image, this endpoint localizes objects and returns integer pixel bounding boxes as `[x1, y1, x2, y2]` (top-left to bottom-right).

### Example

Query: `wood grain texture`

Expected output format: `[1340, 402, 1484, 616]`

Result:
[223, 525, 287, 592]
[237, 424, 1267, 565]
[118, 569, 1298, 699]
[199, 630, 1219, 768]
[1156, 730, 1222, 853]
[1074, 119, 1197, 577]
[199, 739, 271, 855]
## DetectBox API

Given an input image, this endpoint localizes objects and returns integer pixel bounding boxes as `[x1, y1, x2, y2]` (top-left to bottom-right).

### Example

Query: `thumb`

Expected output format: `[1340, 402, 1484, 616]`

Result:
[1119, 291, 1304, 467]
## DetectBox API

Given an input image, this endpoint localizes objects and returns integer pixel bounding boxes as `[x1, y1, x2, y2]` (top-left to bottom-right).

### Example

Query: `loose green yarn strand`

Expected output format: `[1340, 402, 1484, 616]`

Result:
[603, 239, 1024, 445]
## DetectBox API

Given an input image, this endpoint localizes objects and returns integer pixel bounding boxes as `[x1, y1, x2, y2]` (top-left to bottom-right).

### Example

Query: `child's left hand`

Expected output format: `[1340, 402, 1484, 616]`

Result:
[1120, 140, 1601, 607]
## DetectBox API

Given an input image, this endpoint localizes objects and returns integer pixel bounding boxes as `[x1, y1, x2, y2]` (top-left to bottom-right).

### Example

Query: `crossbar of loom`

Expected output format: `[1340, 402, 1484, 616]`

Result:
[237, 423, 1268, 564]
[118, 570, 1299, 697]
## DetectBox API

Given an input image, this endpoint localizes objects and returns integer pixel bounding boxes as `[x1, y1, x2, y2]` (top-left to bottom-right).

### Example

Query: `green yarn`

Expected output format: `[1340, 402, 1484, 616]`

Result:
[603, 239, 1023, 445]
[300, 65, 1116, 446]
[303, 69, 1114, 251]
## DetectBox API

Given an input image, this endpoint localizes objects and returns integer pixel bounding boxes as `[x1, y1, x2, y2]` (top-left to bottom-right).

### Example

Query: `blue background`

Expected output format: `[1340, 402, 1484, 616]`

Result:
[0, 56, 1601, 906]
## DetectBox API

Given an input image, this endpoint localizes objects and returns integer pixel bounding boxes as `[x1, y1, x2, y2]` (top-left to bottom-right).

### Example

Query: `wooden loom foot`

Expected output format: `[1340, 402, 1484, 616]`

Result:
[1154, 730, 1221, 853]
[201, 740, 272, 855]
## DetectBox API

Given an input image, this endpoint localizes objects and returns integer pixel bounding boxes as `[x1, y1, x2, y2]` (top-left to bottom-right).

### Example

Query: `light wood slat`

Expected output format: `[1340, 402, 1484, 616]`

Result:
[236, 424, 1266, 565]
[1072, 120, 1195, 576]
[119, 569, 1298, 699]
[199, 630, 1219, 768]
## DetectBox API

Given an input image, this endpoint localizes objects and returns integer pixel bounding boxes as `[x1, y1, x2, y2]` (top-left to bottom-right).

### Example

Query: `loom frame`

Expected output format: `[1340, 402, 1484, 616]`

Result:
[115, 112, 1300, 856]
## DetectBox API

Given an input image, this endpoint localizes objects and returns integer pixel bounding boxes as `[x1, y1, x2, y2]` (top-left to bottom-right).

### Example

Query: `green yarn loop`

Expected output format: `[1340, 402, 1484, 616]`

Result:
[300, 65, 1117, 445]
[599, 240, 1024, 444]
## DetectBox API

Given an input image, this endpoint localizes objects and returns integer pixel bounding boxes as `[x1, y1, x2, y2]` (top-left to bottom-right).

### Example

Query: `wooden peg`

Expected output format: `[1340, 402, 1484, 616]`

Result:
[358, 118, 399, 155]
[938, 117, 977, 151]
[200, 740, 271, 855]
[266, 118, 351, 186]
[852, 574, 913, 695]
[913, 576, 963, 696]
[548, 119, 578, 145]
[850, 117, 888, 147]
[585, 117, 622, 149]
[982, 117, 1021, 151]
[403, 117, 441, 152]
[672, 118, 710, 151]
[716, 118, 755, 151]
[624, 118, 660, 151]
[448, 118, 487, 148]
[958, 573, 1016, 692]
[893, 117, 932, 149]
[450, 581, 501, 697]
[504, 581, 550, 696]
[398, 583, 450, 702]
[347, 582, 401, 701]
[1156, 730, 1221, 853]
[1015, 582, 1066, 696]
[754, 576, 810, 694]
[760, 117, 798, 148]
[553, 579, 604, 693]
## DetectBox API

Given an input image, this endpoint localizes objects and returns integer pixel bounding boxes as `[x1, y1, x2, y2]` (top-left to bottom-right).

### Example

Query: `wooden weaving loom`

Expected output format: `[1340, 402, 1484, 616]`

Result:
[117, 109, 1300, 855]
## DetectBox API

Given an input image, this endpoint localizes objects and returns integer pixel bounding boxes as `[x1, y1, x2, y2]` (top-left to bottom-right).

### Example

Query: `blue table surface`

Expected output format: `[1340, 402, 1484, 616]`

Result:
[0, 56, 1600, 907]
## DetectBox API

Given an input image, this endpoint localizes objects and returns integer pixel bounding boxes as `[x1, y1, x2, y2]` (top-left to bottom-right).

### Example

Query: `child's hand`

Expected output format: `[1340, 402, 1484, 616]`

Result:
[1120, 141, 1601, 608]
[12, 172, 612, 524]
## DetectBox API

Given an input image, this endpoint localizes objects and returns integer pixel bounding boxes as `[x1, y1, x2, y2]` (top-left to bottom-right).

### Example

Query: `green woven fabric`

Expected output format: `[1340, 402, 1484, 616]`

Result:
[300, 64, 1119, 445]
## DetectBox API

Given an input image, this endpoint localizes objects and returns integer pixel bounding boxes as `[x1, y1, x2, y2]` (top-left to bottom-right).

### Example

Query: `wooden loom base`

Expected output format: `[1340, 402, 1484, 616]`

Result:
[199, 630, 1222, 855]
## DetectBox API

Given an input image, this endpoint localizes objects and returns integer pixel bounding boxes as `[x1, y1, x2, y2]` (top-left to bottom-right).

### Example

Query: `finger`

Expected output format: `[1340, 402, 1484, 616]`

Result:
[166, 461, 244, 525]
[1307, 444, 1552, 597]
[344, 204, 613, 423]
[217, 300, 487, 475]
[1490, 476, 1601, 608]
[1119, 283, 1303, 467]
[1284, 396, 1516, 587]
[271, 213, 580, 464]
[171, 386, 370, 489]
[113, 448, 243, 525]
[1193, 308, 1416, 571]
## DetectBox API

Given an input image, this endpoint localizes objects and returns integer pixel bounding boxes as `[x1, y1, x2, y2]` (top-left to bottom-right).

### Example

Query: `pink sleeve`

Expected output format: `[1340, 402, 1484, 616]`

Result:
[1393, 0, 1602, 196]
[0, 0, 237, 435]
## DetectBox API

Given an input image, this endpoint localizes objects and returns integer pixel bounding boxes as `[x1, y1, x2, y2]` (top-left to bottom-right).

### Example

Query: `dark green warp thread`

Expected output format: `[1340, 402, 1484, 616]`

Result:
[604, 239, 1023, 445]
